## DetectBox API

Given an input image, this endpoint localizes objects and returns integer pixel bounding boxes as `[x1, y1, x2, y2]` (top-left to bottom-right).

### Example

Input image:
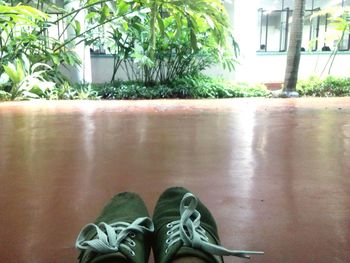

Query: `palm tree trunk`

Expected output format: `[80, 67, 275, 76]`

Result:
[282, 0, 306, 97]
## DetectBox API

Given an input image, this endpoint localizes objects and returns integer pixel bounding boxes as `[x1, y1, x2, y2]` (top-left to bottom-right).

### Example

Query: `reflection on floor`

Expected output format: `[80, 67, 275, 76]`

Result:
[0, 98, 349, 263]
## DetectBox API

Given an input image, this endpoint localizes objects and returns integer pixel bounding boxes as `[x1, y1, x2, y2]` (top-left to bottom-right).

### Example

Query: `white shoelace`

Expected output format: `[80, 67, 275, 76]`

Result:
[165, 193, 264, 259]
[76, 217, 154, 256]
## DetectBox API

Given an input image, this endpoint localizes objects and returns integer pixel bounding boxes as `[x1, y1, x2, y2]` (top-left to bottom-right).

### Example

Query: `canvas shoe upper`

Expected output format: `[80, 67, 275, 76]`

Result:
[76, 192, 154, 263]
[152, 187, 263, 263]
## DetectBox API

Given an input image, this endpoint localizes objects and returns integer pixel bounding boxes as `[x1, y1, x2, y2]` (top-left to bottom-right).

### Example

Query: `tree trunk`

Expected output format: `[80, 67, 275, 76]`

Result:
[282, 0, 306, 97]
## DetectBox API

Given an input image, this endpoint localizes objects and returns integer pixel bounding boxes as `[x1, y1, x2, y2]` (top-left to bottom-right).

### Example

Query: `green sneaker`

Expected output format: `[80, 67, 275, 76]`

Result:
[152, 187, 263, 263]
[75, 192, 154, 263]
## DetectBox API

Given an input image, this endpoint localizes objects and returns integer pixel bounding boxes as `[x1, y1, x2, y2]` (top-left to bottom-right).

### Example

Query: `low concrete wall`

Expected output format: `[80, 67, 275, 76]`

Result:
[90, 52, 350, 84]
[251, 52, 350, 83]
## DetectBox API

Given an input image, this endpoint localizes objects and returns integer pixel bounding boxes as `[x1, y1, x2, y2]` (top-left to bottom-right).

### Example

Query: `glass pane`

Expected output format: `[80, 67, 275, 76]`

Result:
[258, 0, 283, 10]
[318, 14, 332, 51]
[302, 11, 312, 50]
[302, 11, 320, 51]
[314, 0, 341, 9]
[339, 34, 350, 50]
[258, 10, 268, 51]
[310, 16, 320, 50]
[282, 0, 293, 9]
[280, 9, 290, 51]
[305, 0, 314, 10]
[266, 11, 282, 51]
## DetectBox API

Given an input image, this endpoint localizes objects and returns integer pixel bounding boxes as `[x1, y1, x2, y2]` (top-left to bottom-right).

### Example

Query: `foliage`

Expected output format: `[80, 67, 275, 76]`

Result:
[98, 82, 172, 99]
[87, 0, 238, 83]
[0, 90, 11, 100]
[297, 76, 350, 96]
[315, 7, 350, 36]
[0, 0, 239, 100]
[0, 0, 141, 97]
[170, 75, 268, 98]
[0, 56, 55, 100]
[0, 3, 81, 80]
[97, 75, 268, 100]
[45, 82, 100, 100]
[314, 7, 350, 75]
[1, 0, 238, 89]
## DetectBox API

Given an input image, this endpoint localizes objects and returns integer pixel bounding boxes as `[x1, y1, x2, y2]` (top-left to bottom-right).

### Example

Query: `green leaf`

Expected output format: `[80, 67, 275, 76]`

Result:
[157, 14, 165, 36]
[117, 1, 129, 16]
[16, 5, 48, 20]
[3, 63, 21, 84]
[85, 12, 98, 21]
[21, 54, 31, 72]
[87, 0, 101, 5]
[191, 33, 198, 50]
[51, 54, 60, 65]
[16, 59, 25, 81]
[204, 15, 214, 29]
[31, 63, 52, 73]
[74, 20, 81, 35]
[100, 4, 110, 23]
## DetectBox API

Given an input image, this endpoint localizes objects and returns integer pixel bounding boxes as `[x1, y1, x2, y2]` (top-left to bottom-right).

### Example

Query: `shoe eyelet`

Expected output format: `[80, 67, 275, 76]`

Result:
[130, 232, 136, 238]
[166, 223, 173, 228]
[166, 230, 173, 235]
[166, 238, 171, 244]
[165, 248, 169, 254]
[130, 250, 135, 256]
[129, 240, 136, 247]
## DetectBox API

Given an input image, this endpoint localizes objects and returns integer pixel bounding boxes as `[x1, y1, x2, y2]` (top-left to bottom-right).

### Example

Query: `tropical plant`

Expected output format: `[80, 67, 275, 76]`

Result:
[96, 74, 268, 99]
[0, 4, 47, 64]
[141, 0, 238, 83]
[86, 0, 238, 84]
[297, 76, 350, 97]
[0, 56, 55, 100]
[45, 82, 100, 100]
[170, 75, 268, 98]
[313, 7, 350, 76]
[0, 2, 81, 88]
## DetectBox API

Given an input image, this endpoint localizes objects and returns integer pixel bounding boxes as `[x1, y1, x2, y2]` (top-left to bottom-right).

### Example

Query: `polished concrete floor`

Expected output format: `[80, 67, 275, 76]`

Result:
[0, 98, 349, 263]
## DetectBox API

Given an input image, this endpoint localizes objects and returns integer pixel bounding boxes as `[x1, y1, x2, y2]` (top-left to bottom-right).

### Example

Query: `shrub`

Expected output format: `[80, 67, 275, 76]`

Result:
[95, 74, 269, 99]
[99, 81, 174, 100]
[170, 75, 268, 99]
[0, 58, 55, 100]
[322, 76, 350, 96]
[46, 82, 100, 100]
[86, 0, 238, 83]
[0, 90, 11, 101]
[297, 76, 350, 96]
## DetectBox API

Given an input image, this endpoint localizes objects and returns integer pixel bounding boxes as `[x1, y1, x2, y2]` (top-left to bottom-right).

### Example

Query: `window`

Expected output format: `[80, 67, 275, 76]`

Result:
[257, 0, 350, 52]
[258, 8, 290, 52]
[339, 0, 350, 50]
[302, 9, 320, 51]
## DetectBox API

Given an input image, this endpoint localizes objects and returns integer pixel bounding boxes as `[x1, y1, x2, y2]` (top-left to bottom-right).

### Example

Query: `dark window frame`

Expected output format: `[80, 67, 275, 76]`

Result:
[257, 5, 349, 53]
[258, 8, 290, 52]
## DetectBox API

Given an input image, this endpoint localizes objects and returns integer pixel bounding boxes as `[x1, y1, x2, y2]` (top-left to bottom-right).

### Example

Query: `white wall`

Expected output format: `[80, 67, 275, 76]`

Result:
[255, 52, 350, 83]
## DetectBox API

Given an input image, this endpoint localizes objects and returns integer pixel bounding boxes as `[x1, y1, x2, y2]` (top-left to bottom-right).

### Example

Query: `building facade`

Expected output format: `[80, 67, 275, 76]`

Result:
[225, 0, 350, 84]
